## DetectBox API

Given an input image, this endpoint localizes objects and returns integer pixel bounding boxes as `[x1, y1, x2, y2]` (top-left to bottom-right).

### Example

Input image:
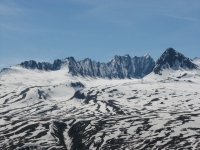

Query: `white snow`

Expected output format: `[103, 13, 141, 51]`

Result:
[0, 66, 200, 149]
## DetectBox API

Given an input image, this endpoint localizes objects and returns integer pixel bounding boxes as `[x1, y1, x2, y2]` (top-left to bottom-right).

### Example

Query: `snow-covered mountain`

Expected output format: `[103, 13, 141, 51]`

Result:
[153, 48, 198, 75]
[16, 48, 200, 79]
[19, 54, 155, 79]
[0, 48, 200, 150]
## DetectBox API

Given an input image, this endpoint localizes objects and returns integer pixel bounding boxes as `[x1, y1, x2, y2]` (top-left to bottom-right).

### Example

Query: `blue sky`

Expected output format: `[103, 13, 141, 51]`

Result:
[0, 0, 200, 70]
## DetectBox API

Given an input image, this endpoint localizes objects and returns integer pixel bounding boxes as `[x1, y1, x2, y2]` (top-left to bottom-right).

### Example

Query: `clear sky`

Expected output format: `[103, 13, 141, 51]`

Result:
[1, 0, 200, 70]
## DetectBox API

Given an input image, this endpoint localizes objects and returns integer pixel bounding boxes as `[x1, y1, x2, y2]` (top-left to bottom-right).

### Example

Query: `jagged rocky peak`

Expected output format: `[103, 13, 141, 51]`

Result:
[20, 57, 77, 71]
[64, 56, 76, 63]
[20, 60, 37, 69]
[61, 57, 76, 66]
[143, 54, 151, 59]
[153, 48, 198, 74]
[109, 54, 131, 66]
[52, 59, 62, 70]
[20, 60, 52, 71]
[132, 54, 155, 78]
[124, 54, 130, 57]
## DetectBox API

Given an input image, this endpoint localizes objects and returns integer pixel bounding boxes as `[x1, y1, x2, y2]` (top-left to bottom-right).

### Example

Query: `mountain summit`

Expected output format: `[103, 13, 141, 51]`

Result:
[153, 48, 198, 74]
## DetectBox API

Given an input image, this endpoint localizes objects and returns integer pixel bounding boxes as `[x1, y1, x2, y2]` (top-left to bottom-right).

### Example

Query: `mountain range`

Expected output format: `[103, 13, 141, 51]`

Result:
[19, 54, 155, 79]
[0, 48, 200, 150]
[2, 48, 197, 79]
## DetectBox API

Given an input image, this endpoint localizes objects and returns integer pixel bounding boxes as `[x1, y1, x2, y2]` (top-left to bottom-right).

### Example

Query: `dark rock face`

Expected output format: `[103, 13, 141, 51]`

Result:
[52, 59, 62, 70]
[19, 54, 155, 79]
[153, 48, 198, 74]
[20, 60, 52, 71]
[71, 82, 84, 88]
[105, 54, 155, 78]
[132, 55, 155, 78]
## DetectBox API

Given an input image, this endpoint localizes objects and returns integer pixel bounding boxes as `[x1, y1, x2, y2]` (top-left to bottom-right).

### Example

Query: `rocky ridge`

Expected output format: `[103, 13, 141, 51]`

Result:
[20, 54, 155, 79]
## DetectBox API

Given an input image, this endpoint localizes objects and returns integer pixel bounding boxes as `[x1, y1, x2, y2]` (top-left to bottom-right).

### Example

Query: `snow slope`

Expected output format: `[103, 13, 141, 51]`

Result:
[0, 65, 200, 149]
[193, 57, 200, 67]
